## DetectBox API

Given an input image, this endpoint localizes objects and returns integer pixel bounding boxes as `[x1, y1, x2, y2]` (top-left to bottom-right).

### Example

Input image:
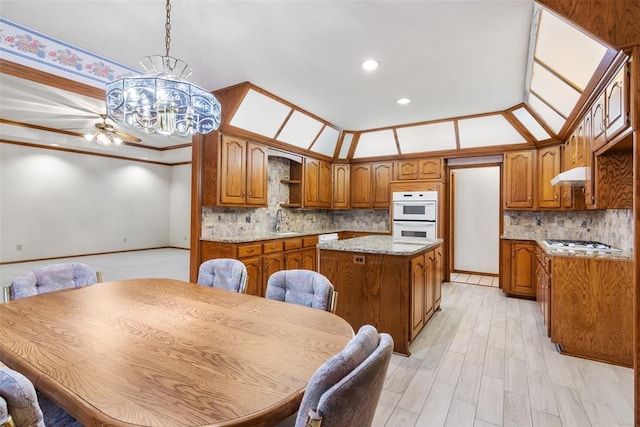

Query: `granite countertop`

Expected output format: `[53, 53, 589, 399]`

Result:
[317, 235, 443, 256]
[501, 236, 633, 261]
[201, 228, 390, 244]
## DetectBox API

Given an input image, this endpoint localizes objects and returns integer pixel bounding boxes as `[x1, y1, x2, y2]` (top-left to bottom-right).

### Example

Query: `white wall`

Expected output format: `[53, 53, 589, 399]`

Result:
[0, 143, 191, 262]
[452, 166, 500, 274]
[169, 164, 191, 249]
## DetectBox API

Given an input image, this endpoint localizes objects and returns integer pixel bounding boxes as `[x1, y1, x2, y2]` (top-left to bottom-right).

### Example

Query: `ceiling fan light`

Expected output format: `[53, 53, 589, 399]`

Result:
[84, 133, 95, 142]
[96, 132, 111, 145]
[113, 136, 123, 145]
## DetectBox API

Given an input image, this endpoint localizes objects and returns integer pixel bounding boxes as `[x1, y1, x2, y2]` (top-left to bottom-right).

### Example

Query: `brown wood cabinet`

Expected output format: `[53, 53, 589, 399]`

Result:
[219, 135, 268, 207]
[500, 239, 536, 298]
[350, 162, 393, 209]
[200, 235, 319, 298]
[395, 158, 443, 180]
[604, 63, 629, 141]
[504, 151, 535, 209]
[303, 157, 331, 208]
[410, 247, 443, 341]
[551, 255, 633, 367]
[537, 146, 561, 209]
[332, 164, 350, 209]
[535, 245, 551, 337]
[320, 242, 442, 355]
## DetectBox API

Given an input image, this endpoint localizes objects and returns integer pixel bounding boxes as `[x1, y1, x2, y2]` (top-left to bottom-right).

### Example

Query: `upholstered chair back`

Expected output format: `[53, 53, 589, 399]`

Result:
[10, 263, 99, 300]
[295, 325, 393, 427]
[265, 270, 335, 312]
[197, 258, 248, 293]
[0, 362, 45, 427]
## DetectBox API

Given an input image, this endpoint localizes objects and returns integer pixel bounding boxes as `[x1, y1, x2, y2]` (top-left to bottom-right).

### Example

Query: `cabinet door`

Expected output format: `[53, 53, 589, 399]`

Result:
[262, 254, 283, 297]
[418, 158, 443, 180]
[300, 248, 317, 271]
[350, 164, 372, 208]
[284, 252, 302, 270]
[371, 162, 393, 208]
[592, 92, 606, 151]
[318, 160, 332, 208]
[510, 242, 536, 296]
[304, 157, 320, 207]
[425, 251, 435, 322]
[410, 254, 425, 340]
[605, 64, 628, 139]
[332, 164, 350, 209]
[537, 146, 561, 208]
[561, 144, 574, 209]
[219, 136, 247, 205]
[581, 113, 594, 209]
[396, 160, 418, 180]
[246, 142, 268, 206]
[242, 256, 262, 297]
[504, 151, 535, 209]
[434, 245, 443, 309]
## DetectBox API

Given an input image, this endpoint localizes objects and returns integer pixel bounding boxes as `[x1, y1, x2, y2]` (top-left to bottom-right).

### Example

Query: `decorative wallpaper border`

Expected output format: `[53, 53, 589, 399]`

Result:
[0, 18, 139, 88]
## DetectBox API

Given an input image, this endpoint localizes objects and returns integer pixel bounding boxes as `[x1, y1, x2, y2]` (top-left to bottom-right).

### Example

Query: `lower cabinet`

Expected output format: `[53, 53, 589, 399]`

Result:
[200, 236, 319, 298]
[535, 246, 551, 336]
[500, 239, 536, 298]
[319, 242, 442, 355]
[410, 247, 443, 341]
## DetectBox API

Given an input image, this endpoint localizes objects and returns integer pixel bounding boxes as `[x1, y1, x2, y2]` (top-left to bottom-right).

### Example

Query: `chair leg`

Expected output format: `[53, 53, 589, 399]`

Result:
[330, 291, 338, 314]
[2, 286, 11, 303]
[1, 415, 16, 427]
[96, 271, 103, 283]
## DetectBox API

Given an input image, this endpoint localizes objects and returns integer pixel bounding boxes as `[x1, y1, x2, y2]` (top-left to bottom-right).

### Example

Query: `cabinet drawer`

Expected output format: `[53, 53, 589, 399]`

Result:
[302, 235, 318, 247]
[238, 243, 262, 258]
[284, 238, 303, 251]
[263, 240, 284, 254]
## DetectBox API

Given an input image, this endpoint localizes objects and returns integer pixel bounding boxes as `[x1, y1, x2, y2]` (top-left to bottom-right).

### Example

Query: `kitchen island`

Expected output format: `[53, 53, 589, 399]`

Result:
[318, 235, 443, 355]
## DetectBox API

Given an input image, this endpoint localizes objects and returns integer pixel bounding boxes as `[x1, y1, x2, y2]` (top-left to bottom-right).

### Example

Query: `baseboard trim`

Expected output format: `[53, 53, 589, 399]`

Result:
[0, 246, 189, 265]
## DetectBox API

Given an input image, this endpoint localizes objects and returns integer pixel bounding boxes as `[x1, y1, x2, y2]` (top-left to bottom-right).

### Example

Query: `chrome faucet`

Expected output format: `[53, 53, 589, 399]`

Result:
[274, 209, 284, 233]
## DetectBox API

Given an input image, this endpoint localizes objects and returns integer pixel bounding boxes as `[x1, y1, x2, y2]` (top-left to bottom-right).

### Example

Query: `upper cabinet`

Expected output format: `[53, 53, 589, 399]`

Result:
[504, 151, 535, 209]
[395, 158, 443, 181]
[303, 157, 332, 208]
[332, 164, 350, 209]
[198, 132, 268, 208]
[350, 162, 393, 209]
[219, 135, 268, 207]
[603, 63, 630, 143]
[537, 146, 561, 209]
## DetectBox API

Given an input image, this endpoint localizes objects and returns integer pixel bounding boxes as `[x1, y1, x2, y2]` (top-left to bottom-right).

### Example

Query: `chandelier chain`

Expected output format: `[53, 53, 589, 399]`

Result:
[165, 0, 172, 57]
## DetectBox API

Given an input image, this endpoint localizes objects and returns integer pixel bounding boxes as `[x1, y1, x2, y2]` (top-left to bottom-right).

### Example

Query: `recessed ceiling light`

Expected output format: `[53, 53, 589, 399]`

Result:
[50, 143, 59, 147]
[396, 98, 411, 105]
[362, 59, 378, 71]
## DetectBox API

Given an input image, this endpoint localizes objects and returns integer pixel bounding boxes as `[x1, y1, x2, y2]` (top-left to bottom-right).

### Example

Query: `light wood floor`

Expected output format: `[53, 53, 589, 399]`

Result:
[450, 272, 499, 288]
[373, 281, 634, 427]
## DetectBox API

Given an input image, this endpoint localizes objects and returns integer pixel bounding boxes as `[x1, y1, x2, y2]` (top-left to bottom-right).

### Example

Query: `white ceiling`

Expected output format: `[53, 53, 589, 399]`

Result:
[1, 0, 534, 135]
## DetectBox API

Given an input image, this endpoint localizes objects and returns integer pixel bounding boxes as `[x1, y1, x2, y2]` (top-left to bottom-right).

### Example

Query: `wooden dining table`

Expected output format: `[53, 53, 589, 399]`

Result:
[0, 278, 354, 426]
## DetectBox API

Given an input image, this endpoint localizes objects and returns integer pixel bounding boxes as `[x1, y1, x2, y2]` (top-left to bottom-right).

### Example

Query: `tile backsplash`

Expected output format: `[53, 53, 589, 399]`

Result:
[202, 157, 389, 239]
[503, 209, 634, 252]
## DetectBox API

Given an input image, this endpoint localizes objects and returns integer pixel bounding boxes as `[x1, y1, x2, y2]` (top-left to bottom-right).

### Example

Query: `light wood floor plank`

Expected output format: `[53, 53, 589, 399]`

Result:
[476, 376, 504, 426]
[503, 391, 532, 427]
[415, 382, 456, 427]
[444, 399, 477, 427]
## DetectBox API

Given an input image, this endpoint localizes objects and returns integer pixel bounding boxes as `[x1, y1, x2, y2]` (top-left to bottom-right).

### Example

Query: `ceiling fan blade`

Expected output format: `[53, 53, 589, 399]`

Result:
[113, 130, 142, 143]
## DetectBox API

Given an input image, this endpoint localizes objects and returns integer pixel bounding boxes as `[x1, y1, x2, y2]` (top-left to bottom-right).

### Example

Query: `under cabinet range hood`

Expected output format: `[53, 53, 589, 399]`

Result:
[550, 166, 587, 186]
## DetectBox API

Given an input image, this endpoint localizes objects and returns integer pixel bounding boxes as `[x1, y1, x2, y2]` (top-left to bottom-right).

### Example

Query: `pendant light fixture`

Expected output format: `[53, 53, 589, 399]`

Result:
[105, 0, 221, 137]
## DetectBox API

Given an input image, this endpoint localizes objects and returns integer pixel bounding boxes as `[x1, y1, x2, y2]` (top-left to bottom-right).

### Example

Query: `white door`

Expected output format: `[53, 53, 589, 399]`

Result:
[451, 166, 500, 274]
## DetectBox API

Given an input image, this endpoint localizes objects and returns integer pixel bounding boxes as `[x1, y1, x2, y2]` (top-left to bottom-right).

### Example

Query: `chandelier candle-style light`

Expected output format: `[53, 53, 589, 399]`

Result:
[105, 0, 221, 137]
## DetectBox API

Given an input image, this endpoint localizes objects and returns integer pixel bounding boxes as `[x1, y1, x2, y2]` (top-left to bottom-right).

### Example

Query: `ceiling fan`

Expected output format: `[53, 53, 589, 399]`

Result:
[84, 115, 141, 145]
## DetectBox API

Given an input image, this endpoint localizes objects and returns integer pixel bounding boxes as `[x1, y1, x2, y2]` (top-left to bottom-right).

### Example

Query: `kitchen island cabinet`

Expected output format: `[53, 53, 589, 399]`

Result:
[318, 236, 443, 355]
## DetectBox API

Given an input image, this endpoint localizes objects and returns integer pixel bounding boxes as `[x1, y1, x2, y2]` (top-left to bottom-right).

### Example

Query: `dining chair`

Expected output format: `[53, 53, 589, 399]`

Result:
[265, 270, 338, 313]
[0, 362, 82, 427]
[8, 262, 101, 301]
[295, 324, 393, 427]
[197, 258, 248, 293]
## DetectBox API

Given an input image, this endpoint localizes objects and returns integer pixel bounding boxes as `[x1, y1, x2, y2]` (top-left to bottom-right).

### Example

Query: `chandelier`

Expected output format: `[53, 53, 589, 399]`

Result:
[105, 0, 221, 137]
